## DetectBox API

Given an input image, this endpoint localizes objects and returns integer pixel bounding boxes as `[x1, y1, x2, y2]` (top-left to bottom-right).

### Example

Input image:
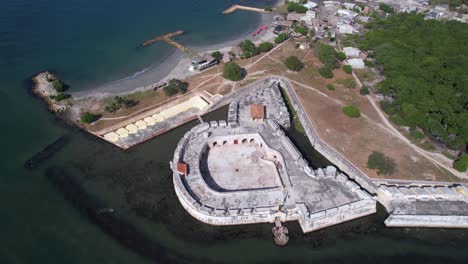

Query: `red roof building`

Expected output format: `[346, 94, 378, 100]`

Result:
[250, 104, 265, 120]
[177, 162, 188, 175]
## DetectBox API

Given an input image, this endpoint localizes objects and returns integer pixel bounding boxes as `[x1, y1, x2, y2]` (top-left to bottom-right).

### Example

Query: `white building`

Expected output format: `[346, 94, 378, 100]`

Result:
[343, 47, 361, 58]
[306, 10, 316, 19]
[347, 58, 365, 69]
[343, 3, 356, 10]
[337, 9, 359, 18]
[337, 24, 354, 34]
[303, 2, 318, 10]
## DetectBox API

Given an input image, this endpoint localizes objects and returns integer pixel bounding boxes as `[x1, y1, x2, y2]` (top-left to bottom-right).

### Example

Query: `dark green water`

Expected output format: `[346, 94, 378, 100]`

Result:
[1, 0, 467, 263]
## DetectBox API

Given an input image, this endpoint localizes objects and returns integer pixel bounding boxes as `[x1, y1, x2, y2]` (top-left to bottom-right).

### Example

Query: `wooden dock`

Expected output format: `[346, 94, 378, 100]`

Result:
[142, 30, 184, 46]
[222, 4, 267, 15]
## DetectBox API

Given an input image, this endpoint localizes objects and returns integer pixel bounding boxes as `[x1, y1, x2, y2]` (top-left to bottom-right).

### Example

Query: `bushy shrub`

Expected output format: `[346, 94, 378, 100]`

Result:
[360, 86, 369, 95]
[326, 84, 335, 90]
[52, 80, 65, 92]
[211, 51, 222, 61]
[379, 101, 399, 115]
[223, 62, 244, 81]
[163, 79, 188, 96]
[338, 78, 356, 88]
[342, 105, 361, 118]
[287, 2, 307, 13]
[258, 42, 273, 52]
[284, 56, 304, 71]
[294, 25, 308, 35]
[336, 52, 346, 60]
[343, 65, 353, 74]
[409, 128, 425, 140]
[54, 93, 71, 102]
[239, 40, 259, 58]
[80, 112, 99, 124]
[367, 151, 396, 175]
[274, 33, 289, 44]
[318, 66, 333, 78]
[453, 154, 468, 172]
[105, 96, 137, 112]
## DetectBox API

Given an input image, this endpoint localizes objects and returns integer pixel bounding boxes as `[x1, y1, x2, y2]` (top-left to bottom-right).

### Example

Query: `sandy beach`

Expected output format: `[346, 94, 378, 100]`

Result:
[71, 12, 277, 100]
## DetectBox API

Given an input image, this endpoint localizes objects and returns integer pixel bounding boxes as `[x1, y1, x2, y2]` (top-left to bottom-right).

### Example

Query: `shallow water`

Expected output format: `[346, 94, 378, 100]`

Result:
[0, 0, 467, 263]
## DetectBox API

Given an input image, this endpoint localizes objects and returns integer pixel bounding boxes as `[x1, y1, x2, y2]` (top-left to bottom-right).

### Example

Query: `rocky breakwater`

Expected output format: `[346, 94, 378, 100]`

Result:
[32, 71, 71, 113]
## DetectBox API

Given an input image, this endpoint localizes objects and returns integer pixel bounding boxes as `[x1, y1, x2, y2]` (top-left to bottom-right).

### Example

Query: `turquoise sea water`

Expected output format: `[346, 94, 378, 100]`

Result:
[0, 0, 467, 263]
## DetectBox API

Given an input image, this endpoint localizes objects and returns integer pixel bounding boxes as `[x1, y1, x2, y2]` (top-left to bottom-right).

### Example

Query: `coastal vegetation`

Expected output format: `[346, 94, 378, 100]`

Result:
[274, 33, 289, 44]
[80, 112, 99, 124]
[361, 13, 468, 150]
[52, 79, 66, 92]
[163, 79, 188, 96]
[367, 151, 396, 176]
[223, 62, 244, 81]
[53, 93, 71, 102]
[211, 51, 223, 61]
[453, 154, 468, 172]
[264, 6, 272, 12]
[258, 42, 273, 52]
[104, 96, 137, 113]
[287, 2, 307, 13]
[342, 105, 360, 118]
[239, 40, 260, 58]
[284, 56, 303, 72]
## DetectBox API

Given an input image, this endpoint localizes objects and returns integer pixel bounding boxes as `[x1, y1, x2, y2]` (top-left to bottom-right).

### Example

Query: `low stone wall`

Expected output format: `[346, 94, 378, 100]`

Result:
[384, 215, 468, 228]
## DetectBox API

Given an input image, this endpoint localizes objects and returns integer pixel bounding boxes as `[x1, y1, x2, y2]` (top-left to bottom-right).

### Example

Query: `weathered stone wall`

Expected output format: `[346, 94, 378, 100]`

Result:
[273, 77, 378, 193]
[171, 119, 376, 233]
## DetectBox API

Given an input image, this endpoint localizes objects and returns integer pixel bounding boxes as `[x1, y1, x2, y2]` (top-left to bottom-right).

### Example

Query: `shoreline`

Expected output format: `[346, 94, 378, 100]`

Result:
[71, 12, 276, 100]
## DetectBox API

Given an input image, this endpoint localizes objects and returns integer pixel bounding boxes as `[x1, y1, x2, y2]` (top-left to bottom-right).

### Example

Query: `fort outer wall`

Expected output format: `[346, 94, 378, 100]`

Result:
[171, 118, 376, 233]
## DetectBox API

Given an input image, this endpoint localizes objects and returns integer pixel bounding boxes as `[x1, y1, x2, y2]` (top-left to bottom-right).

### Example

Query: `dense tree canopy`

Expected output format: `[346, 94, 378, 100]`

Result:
[287, 2, 307, 13]
[284, 56, 304, 71]
[223, 62, 244, 81]
[258, 42, 273, 52]
[239, 40, 259, 58]
[361, 13, 468, 150]
[163, 79, 188, 96]
[274, 33, 289, 44]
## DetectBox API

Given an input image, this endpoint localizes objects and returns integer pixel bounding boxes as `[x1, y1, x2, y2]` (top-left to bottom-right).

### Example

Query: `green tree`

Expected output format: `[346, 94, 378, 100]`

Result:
[326, 84, 335, 90]
[284, 56, 304, 71]
[223, 62, 244, 81]
[211, 51, 223, 61]
[80, 112, 99, 124]
[264, 6, 272, 12]
[258, 42, 274, 52]
[360, 86, 369, 95]
[287, 2, 308, 13]
[239, 40, 259, 58]
[342, 105, 361, 118]
[275, 33, 289, 44]
[343, 65, 353, 74]
[338, 78, 357, 89]
[337, 52, 346, 61]
[294, 25, 308, 35]
[453, 154, 468, 172]
[379, 3, 395, 13]
[318, 66, 334, 78]
[367, 151, 396, 175]
[163, 79, 188, 96]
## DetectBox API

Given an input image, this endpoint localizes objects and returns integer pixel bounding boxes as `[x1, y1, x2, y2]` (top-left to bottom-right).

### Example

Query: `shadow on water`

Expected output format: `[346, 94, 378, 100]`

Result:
[30, 104, 468, 263]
